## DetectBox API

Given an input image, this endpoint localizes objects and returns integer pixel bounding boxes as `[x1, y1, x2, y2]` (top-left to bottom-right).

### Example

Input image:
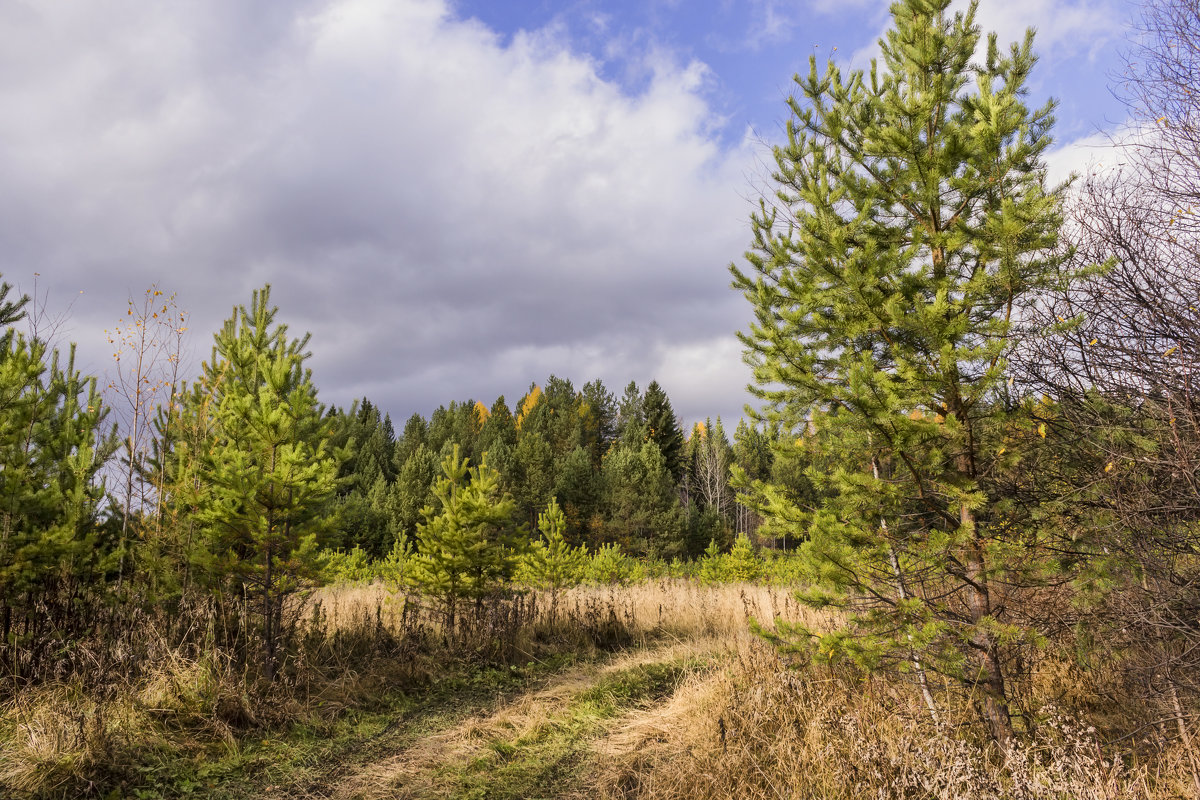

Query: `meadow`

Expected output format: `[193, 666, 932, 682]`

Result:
[3, 574, 1195, 799]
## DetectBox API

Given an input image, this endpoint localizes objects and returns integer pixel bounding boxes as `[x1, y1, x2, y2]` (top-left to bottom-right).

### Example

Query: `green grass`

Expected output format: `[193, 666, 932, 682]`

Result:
[115, 655, 579, 800]
[434, 659, 704, 800]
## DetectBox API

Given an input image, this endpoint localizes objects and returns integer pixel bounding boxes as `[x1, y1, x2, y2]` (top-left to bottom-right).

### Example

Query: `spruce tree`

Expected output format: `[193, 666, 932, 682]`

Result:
[539, 375, 583, 456]
[615, 381, 644, 446]
[580, 379, 616, 468]
[390, 444, 438, 541]
[642, 381, 685, 482]
[328, 399, 396, 554]
[601, 441, 684, 558]
[394, 413, 429, 467]
[731, 0, 1068, 743]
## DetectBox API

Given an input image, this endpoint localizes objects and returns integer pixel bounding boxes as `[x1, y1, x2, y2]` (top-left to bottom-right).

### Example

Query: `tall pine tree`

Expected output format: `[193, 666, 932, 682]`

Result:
[193, 285, 341, 680]
[410, 445, 523, 631]
[0, 334, 113, 678]
[732, 0, 1068, 743]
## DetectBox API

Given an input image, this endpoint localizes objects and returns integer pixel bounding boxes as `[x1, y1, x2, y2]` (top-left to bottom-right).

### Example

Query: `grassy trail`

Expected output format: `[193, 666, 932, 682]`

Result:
[316, 638, 720, 800]
[2, 583, 811, 799]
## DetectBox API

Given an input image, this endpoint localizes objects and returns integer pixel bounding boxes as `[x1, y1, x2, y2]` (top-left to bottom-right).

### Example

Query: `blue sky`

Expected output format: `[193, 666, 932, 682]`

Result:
[456, 0, 1131, 142]
[0, 0, 1140, 430]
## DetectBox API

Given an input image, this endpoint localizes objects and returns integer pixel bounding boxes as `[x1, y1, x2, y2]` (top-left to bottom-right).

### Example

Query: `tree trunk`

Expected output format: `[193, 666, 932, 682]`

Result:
[263, 543, 275, 682]
[1167, 675, 1200, 796]
[963, 500, 1014, 744]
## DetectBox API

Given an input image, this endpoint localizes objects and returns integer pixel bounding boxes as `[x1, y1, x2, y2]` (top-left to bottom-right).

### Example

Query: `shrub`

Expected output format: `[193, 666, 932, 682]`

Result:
[586, 543, 645, 585]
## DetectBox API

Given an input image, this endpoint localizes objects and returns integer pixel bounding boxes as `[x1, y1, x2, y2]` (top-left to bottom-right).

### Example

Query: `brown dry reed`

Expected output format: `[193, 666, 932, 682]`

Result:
[3, 580, 1197, 799]
[0, 581, 816, 799]
[584, 636, 1198, 800]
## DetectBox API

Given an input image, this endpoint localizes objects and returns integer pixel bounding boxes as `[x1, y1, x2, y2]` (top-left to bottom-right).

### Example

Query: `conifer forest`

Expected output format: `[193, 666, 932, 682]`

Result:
[3, 0, 1200, 797]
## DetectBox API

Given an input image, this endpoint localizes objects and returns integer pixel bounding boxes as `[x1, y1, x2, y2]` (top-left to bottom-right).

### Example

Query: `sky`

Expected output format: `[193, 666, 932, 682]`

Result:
[0, 0, 1139, 430]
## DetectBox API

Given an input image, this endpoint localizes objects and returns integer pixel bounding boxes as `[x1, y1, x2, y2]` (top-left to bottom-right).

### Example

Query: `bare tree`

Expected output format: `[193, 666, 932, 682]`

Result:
[105, 287, 188, 587]
[693, 417, 732, 516]
[1019, 0, 1200, 774]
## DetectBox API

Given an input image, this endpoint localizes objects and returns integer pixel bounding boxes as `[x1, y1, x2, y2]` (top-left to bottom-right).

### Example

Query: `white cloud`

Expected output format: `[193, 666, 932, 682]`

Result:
[851, 0, 1125, 70]
[965, 0, 1123, 62]
[0, 0, 759, 423]
[737, 0, 883, 50]
[1045, 127, 1130, 188]
[651, 335, 753, 426]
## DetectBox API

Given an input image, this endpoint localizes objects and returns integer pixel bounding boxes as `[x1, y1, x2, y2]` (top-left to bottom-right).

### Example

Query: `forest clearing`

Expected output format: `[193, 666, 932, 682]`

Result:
[7, 579, 1194, 799]
[3, 0, 1200, 796]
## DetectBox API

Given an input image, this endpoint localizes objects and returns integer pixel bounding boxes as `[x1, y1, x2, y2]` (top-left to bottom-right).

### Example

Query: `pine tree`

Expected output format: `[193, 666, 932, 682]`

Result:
[147, 376, 217, 603]
[513, 426, 554, 528]
[390, 444, 438, 542]
[394, 412, 429, 467]
[723, 532, 761, 583]
[731, 420, 774, 540]
[0, 278, 25, 329]
[478, 396, 517, 457]
[732, 420, 773, 483]
[328, 399, 397, 554]
[517, 497, 587, 596]
[193, 285, 341, 680]
[601, 441, 684, 558]
[554, 446, 600, 545]
[410, 445, 523, 631]
[0, 288, 115, 677]
[539, 375, 583, 456]
[615, 381, 644, 446]
[731, 0, 1068, 743]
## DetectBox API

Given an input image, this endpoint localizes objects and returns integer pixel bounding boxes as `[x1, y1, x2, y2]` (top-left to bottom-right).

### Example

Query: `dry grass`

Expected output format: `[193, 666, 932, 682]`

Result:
[581, 637, 1197, 800]
[331, 638, 722, 800]
[5, 580, 1198, 799]
[0, 650, 251, 798]
[1, 581, 821, 799]
[303, 579, 835, 645]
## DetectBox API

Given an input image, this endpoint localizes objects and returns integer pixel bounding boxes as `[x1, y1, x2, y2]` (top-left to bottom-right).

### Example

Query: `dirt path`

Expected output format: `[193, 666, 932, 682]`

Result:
[326, 637, 724, 800]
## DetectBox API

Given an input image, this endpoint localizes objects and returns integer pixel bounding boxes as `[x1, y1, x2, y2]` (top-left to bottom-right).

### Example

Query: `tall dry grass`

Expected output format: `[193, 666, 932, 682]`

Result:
[583, 636, 1198, 800]
[0, 580, 819, 799]
[5, 579, 1197, 799]
[302, 579, 829, 642]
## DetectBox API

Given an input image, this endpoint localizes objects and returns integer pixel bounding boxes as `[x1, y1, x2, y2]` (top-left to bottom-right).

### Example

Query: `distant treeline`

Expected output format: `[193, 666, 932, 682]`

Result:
[0, 277, 809, 687]
[324, 376, 806, 561]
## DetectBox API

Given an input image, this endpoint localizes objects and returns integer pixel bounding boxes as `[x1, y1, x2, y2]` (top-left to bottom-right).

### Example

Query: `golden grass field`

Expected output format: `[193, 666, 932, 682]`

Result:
[3, 580, 1197, 799]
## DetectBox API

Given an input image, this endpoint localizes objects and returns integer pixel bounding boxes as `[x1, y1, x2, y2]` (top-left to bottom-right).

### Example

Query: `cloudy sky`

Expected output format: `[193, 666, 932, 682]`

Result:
[0, 0, 1137, 428]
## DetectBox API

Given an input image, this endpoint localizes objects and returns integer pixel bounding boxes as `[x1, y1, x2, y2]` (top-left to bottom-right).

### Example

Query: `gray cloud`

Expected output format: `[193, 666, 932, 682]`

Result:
[1, 0, 1125, 433]
[1, 0, 762, 427]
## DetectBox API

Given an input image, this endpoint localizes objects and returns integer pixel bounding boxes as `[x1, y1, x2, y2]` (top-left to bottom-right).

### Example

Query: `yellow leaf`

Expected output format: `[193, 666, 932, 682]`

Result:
[1088, 338, 1097, 346]
[998, 447, 1006, 456]
[1165, 346, 1178, 356]
[1105, 462, 1114, 473]
[1038, 423, 1046, 439]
